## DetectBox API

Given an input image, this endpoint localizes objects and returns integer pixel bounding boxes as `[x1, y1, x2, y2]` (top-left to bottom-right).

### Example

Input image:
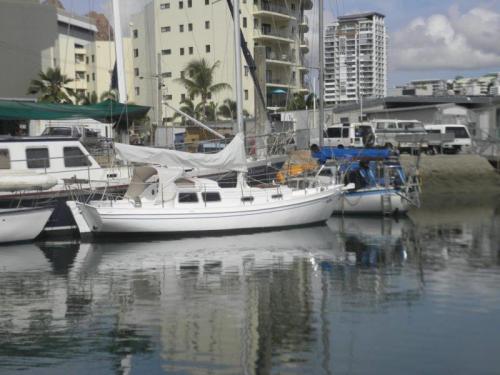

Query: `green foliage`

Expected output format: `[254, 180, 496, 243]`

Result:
[77, 91, 98, 105]
[100, 89, 118, 102]
[217, 98, 250, 120]
[27, 67, 75, 104]
[175, 59, 231, 121]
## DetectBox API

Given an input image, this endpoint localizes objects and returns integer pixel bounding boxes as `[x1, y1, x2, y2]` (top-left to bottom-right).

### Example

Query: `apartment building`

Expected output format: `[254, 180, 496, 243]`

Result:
[324, 12, 387, 105]
[47, 8, 135, 102]
[130, 0, 312, 124]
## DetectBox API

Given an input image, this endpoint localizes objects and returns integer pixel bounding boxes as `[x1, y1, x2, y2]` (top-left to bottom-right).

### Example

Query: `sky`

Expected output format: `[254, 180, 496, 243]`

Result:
[60, 0, 500, 87]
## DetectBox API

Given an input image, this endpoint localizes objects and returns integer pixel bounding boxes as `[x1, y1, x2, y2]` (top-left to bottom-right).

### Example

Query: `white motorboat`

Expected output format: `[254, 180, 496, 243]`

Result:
[67, 133, 345, 236]
[0, 136, 131, 233]
[332, 187, 410, 215]
[0, 207, 54, 244]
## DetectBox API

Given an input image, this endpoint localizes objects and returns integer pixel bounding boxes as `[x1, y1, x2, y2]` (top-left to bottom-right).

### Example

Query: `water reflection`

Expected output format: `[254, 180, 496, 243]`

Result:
[0, 198, 500, 374]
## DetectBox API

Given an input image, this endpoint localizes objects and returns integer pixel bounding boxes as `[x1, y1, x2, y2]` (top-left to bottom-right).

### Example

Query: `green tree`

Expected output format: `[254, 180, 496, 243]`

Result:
[175, 59, 231, 120]
[77, 91, 98, 105]
[286, 93, 307, 110]
[27, 67, 75, 103]
[100, 89, 118, 102]
[217, 98, 250, 120]
[173, 98, 204, 125]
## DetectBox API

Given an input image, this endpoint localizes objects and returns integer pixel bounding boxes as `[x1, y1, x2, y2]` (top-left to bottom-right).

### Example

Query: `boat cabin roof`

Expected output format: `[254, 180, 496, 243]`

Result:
[0, 136, 79, 143]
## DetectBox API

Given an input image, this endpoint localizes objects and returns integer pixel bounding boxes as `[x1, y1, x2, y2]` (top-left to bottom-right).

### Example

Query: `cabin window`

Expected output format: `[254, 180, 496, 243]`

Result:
[202, 192, 221, 202]
[342, 128, 349, 138]
[0, 149, 10, 169]
[178, 192, 198, 203]
[26, 148, 50, 169]
[241, 196, 254, 202]
[63, 147, 91, 167]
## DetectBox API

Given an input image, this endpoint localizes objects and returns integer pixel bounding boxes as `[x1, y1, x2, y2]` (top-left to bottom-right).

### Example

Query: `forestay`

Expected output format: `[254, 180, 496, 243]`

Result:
[115, 132, 247, 172]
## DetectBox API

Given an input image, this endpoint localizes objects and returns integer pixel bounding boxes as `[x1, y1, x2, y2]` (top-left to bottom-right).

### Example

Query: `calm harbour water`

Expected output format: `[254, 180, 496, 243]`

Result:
[1, 195, 500, 375]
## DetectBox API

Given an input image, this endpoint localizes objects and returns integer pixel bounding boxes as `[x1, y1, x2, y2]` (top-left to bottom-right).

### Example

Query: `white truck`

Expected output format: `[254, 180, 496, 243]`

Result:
[311, 123, 376, 148]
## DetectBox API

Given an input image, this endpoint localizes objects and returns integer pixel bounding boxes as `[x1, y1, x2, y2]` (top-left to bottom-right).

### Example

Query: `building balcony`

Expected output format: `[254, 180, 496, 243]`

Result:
[254, 28, 294, 43]
[266, 77, 296, 88]
[266, 51, 295, 66]
[300, 37, 309, 53]
[254, 3, 296, 21]
[299, 15, 309, 32]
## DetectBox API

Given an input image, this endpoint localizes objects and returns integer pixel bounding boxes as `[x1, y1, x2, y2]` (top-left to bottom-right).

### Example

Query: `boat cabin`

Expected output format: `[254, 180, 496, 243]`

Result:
[0, 136, 100, 173]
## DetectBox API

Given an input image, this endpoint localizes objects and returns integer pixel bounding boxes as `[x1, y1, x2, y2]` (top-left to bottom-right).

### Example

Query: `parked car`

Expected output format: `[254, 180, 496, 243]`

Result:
[311, 123, 376, 148]
[424, 124, 472, 154]
[370, 119, 429, 152]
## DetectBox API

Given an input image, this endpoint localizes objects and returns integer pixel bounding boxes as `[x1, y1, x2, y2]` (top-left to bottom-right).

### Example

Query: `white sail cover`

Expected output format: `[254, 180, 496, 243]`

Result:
[114, 132, 247, 172]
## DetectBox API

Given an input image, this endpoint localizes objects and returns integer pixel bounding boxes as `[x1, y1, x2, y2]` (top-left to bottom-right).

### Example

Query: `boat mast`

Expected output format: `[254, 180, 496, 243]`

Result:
[318, 0, 324, 147]
[233, 0, 244, 134]
[112, 0, 127, 103]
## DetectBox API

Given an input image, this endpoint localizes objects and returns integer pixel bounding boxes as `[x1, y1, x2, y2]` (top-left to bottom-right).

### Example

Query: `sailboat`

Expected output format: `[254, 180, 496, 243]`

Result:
[66, 0, 345, 237]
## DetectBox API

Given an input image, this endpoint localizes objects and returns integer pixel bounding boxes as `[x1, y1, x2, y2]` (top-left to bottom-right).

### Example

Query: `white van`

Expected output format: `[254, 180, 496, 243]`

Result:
[370, 119, 428, 151]
[311, 123, 375, 148]
[424, 124, 472, 154]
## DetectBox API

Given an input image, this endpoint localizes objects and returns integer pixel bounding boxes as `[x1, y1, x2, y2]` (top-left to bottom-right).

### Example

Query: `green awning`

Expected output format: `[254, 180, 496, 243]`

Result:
[0, 99, 150, 121]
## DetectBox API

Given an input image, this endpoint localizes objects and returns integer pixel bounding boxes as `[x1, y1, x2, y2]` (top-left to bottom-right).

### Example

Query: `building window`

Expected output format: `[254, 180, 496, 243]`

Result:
[134, 68, 139, 76]
[63, 147, 90, 167]
[133, 29, 138, 38]
[244, 90, 249, 100]
[0, 149, 10, 169]
[135, 87, 140, 96]
[179, 1, 183, 9]
[26, 148, 49, 169]
[162, 72, 172, 78]
[92, 73, 95, 81]
[188, 0, 192, 7]
[189, 46, 193, 55]
[243, 17, 247, 28]
[205, 44, 211, 53]
[164, 94, 173, 100]
[162, 49, 171, 55]
[188, 23, 193, 31]
[160, 3, 170, 9]
[86, 74, 90, 82]
[161, 26, 171, 32]
[205, 0, 209, 4]
[133, 49, 139, 57]
[254, 18, 258, 29]
[181, 93, 186, 101]
[91, 55, 95, 62]
[179, 24, 184, 32]
[205, 21, 210, 29]
[244, 66, 249, 76]
[85, 56, 89, 64]
[180, 47, 184, 55]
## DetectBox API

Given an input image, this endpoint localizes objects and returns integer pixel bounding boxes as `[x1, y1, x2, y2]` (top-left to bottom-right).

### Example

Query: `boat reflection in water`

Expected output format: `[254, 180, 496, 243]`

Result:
[1, 199, 500, 374]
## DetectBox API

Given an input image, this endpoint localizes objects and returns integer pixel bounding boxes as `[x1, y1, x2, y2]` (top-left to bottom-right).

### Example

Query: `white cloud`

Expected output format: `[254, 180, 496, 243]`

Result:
[392, 6, 500, 70]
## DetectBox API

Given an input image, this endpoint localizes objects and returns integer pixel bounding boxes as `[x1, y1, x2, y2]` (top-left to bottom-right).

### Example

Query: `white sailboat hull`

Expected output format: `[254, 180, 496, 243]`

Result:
[332, 188, 409, 215]
[69, 188, 339, 234]
[0, 207, 54, 243]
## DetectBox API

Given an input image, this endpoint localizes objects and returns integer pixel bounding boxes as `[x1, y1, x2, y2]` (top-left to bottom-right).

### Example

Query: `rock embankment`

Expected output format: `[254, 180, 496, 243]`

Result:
[400, 154, 500, 194]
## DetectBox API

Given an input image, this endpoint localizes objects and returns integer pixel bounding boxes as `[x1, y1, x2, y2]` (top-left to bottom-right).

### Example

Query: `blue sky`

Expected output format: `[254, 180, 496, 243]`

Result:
[60, 0, 500, 87]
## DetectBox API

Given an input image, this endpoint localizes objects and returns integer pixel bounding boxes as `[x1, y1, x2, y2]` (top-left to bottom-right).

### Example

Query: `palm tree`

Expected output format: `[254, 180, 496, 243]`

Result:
[77, 91, 98, 105]
[27, 67, 75, 103]
[100, 89, 118, 102]
[217, 99, 250, 119]
[172, 98, 204, 125]
[175, 59, 231, 120]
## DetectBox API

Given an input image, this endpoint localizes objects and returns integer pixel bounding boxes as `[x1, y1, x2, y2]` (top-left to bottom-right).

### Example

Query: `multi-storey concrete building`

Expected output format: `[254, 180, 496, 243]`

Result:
[324, 12, 387, 105]
[130, 0, 312, 125]
[48, 7, 135, 102]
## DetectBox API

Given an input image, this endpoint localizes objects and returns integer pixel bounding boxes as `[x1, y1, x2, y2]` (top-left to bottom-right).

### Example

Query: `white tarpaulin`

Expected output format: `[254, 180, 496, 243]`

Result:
[115, 132, 247, 172]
